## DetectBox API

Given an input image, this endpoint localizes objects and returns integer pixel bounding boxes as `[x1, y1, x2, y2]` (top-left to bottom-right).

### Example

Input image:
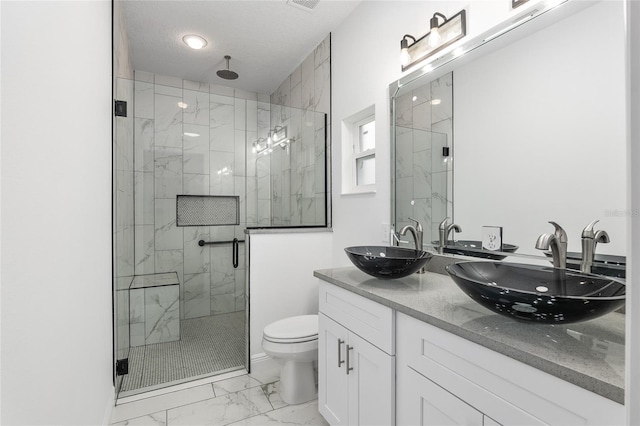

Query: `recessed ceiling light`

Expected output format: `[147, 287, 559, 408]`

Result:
[178, 101, 188, 109]
[182, 35, 207, 50]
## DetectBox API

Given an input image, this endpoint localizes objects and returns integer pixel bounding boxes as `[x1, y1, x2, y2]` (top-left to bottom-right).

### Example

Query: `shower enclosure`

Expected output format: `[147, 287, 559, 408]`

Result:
[113, 72, 327, 397]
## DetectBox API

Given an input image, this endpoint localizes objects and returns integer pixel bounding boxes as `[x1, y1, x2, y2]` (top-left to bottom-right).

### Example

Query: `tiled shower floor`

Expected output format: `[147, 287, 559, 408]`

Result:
[120, 311, 246, 396]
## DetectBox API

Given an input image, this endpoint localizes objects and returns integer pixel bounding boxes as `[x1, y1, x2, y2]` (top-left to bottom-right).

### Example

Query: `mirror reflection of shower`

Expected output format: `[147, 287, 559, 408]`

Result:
[254, 106, 327, 227]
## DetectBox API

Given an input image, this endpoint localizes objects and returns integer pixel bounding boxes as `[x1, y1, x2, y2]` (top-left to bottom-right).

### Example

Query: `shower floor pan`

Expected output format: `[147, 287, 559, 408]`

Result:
[119, 311, 245, 396]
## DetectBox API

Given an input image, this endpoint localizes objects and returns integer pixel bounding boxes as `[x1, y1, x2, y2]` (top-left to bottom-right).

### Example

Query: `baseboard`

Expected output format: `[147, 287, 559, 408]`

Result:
[250, 352, 279, 374]
[102, 387, 115, 425]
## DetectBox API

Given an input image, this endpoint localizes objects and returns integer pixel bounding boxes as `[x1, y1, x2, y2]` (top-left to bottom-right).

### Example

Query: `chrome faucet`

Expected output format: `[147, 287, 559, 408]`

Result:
[535, 221, 568, 269]
[399, 218, 425, 274]
[580, 220, 610, 274]
[438, 217, 462, 254]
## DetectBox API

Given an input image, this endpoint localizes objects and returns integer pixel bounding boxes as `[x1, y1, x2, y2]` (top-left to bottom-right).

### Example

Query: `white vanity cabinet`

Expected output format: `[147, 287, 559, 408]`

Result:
[318, 282, 395, 426]
[317, 278, 624, 426]
[396, 312, 624, 426]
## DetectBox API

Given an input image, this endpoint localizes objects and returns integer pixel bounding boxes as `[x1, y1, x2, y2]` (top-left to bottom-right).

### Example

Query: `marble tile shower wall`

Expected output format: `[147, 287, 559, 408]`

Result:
[268, 35, 330, 226]
[132, 71, 266, 320]
[395, 72, 453, 243]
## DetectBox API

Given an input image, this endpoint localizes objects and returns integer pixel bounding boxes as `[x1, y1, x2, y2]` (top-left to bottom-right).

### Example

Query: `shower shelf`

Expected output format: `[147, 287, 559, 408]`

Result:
[129, 272, 180, 347]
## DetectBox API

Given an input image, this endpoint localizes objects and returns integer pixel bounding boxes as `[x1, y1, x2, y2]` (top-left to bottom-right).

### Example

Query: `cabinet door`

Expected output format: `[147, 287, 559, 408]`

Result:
[348, 332, 395, 426]
[319, 314, 349, 425]
[397, 366, 483, 426]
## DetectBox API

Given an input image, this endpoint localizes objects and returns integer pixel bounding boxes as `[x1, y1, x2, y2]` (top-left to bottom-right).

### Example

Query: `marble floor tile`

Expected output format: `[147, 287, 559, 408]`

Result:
[225, 400, 329, 426]
[111, 411, 167, 426]
[167, 387, 272, 426]
[212, 375, 263, 396]
[111, 385, 214, 424]
[260, 382, 287, 410]
[112, 376, 326, 426]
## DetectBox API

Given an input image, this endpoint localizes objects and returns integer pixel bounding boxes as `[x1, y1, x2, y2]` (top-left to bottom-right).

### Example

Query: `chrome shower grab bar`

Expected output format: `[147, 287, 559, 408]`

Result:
[198, 239, 245, 269]
[198, 239, 245, 246]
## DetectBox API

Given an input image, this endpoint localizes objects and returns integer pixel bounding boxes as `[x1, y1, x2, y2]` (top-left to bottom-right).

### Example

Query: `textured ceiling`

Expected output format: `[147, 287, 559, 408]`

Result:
[122, 0, 362, 94]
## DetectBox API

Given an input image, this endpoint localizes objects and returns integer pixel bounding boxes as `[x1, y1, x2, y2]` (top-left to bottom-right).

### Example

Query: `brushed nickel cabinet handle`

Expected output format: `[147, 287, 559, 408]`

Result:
[338, 339, 345, 368]
[346, 345, 354, 374]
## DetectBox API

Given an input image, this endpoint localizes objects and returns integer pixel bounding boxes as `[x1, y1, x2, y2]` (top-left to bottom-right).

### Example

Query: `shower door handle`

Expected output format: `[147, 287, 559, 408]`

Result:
[232, 238, 239, 268]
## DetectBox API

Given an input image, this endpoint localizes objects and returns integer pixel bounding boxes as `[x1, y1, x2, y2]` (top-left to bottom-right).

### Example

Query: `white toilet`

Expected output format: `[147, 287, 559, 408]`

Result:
[262, 314, 318, 405]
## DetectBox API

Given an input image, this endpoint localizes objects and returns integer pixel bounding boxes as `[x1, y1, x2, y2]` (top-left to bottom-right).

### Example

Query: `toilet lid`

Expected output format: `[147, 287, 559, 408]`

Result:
[264, 314, 318, 342]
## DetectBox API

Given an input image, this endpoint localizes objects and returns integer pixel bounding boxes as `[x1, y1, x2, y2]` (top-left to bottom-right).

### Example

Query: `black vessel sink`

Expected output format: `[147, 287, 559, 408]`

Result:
[345, 246, 431, 279]
[545, 251, 626, 278]
[446, 261, 625, 324]
[432, 240, 519, 260]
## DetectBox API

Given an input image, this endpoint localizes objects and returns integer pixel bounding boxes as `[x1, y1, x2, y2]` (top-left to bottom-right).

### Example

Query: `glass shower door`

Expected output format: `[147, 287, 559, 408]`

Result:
[113, 76, 135, 394]
[113, 77, 252, 398]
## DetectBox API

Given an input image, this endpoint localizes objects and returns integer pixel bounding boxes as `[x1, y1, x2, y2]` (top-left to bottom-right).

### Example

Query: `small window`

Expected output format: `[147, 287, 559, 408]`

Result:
[341, 106, 376, 195]
[354, 117, 375, 186]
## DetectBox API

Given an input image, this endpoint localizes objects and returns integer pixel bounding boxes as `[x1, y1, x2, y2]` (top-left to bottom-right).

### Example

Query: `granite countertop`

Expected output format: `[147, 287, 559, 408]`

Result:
[314, 266, 625, 404]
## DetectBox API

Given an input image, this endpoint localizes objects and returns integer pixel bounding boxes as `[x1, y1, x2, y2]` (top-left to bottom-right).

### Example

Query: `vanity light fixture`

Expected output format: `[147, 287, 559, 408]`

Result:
[270, 125, 287, 143]
[399, 9, 467, 72]
[254, 126, 293, 156]
[182, 34, 207, 50]
[252, 137, 269, 155]
[216, 165, 232, 176]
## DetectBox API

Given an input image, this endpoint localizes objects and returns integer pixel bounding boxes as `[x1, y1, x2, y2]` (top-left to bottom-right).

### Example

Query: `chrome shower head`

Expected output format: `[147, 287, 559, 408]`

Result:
[217, 55, 238, 80]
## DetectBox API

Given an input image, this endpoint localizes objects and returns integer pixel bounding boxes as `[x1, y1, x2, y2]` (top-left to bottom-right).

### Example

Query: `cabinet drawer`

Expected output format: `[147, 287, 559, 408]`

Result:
[319, 281, 394, 354]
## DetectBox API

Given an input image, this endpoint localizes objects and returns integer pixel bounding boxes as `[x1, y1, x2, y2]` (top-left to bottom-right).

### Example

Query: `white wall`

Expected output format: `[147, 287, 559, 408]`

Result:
[330, 0, 545, 267]
[249, 232, 332, 358]
[1, 1, 114, 425]
[454, 1, 626, 257]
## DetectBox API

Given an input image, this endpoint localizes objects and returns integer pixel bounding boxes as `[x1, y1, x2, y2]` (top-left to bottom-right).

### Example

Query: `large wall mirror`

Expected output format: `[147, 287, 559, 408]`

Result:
[391, 0, 626, 266]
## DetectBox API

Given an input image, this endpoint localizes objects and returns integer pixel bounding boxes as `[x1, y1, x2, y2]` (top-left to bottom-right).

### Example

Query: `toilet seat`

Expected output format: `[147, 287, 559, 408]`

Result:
[263, 335, 318, 344]
[263, 314, 318, 344]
